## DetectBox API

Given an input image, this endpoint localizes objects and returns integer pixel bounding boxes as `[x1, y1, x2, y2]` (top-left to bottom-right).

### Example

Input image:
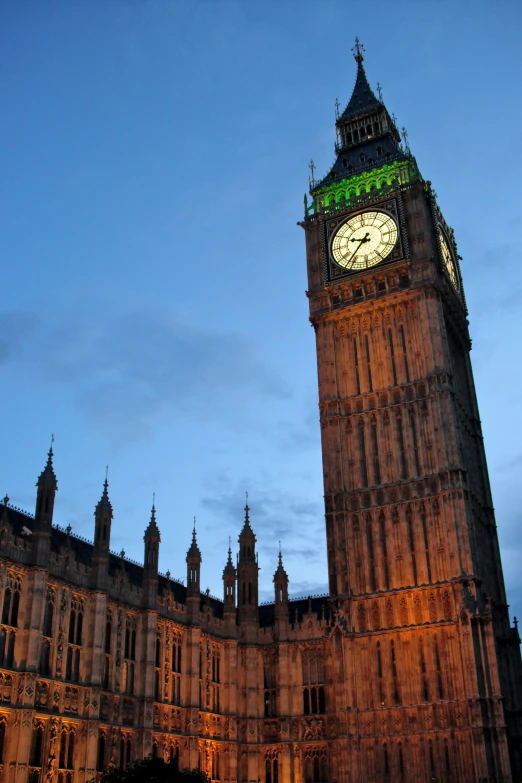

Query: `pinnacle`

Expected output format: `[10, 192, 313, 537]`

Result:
[239, 493, 256, 542]
[37, 436, 58, 488]
[95, 471, 113, 517]
[274, 544, 288, 581]
[186, 517, 202, 560]
[145, 496, 160, 538]
[223, 540, 236, 576]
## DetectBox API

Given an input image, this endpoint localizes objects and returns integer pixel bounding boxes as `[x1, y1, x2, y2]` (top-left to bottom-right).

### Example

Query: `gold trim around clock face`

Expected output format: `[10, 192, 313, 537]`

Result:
[438, 228, 459, 290]
[330, 211, 398, 271]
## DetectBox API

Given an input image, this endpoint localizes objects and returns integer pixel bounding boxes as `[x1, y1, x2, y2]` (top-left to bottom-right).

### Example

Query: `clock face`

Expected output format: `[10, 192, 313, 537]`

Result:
[331, 211, 398, 271]
[438, 229, 459, 290]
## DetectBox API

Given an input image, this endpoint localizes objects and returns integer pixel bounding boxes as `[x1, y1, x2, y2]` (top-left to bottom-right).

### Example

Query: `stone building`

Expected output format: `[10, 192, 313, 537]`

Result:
[1, 41, 522, 783]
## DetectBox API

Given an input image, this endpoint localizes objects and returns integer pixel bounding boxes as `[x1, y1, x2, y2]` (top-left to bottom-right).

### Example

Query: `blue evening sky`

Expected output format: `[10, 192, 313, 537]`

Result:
[1, 1, 521, 611]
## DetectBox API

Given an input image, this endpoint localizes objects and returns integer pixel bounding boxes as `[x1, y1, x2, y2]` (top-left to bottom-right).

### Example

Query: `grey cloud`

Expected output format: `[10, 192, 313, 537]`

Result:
[0, 309, 291, 439]
[201, 479, 326, 596]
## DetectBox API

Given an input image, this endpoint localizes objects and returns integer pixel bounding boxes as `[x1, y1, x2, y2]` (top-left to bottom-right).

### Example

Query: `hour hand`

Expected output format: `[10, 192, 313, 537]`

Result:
[350, 232, 370, 244]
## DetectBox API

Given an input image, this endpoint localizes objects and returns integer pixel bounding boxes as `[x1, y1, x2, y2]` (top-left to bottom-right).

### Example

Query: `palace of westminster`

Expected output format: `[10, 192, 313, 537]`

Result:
[1, 41, 522, 783]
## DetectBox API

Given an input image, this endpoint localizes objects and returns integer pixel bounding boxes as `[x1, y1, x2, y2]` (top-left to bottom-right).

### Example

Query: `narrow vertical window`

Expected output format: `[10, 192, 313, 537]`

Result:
[409, 409, 421, 476]
[366, 521, 376, 592]
[388, 329, 397, 385]
[399, 324, 410, 382]
[376, 642, 384, 706]
[353, 338, 361, 395]
[421, 511, 432, 583]
[396, 413, 408, 479]
[365, 333, 373, 391]
[406, 508, 418, 585]
[419, 638, 429, 701]
[359, 420, 368, 487]
[371, 417, 381, 485]
[391, 640, 400, 704]
[434, 635, 444, 699]
[379, 513, 389, 589]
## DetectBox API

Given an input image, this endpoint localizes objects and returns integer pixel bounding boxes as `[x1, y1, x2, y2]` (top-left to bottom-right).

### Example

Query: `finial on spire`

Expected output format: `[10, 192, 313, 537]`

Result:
[47, 433, 55, 463]
[352, 37, 365, 64]
[377, 82, 383, 101]
[334, 97, 340, 120]
[193, 515, 197, 534]
[244, 493, 250, 523]
[401, 126, 410, 154]
[308, 159, 316, 189]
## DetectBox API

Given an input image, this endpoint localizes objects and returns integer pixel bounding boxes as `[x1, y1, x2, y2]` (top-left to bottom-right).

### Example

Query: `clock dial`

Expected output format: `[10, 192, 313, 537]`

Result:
[331, 211, 398, 271]
[438, 229, 459, 290]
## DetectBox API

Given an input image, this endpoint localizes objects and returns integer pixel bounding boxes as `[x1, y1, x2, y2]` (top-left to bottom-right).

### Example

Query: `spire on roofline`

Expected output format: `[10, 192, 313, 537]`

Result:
[37, 434, 57, 489]
[187, 516, 201, 560]
[239, 492, 256, 542]
[223, 537, 236, 577]
[274, 542, 288, 581]
[145, 493, 160, 538]
[95, 466, 113, 517]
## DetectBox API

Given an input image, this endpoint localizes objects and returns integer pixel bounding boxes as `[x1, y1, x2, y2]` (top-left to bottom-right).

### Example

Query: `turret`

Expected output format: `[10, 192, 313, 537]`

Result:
[32, 439, 58, 567]
[143, 499, 161, 609]
[237, 497, 259, 624]
[273, 545, 289, 621]
[186, 519, 202, 619]
[91, 472, 113, 590]
[223, 538, 237, 619]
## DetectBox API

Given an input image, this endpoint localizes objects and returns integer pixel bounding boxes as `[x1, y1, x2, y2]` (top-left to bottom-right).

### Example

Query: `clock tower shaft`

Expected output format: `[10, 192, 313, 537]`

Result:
[302, 44, 522, 782]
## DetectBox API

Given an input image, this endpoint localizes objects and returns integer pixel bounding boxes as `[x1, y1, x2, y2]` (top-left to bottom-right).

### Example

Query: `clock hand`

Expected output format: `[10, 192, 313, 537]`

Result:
[350, 232, 371, 244]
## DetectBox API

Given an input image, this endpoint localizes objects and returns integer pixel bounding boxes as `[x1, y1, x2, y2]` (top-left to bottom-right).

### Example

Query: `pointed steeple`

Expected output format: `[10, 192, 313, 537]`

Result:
[92, 469, 113, 590]
[187, 517, 201, 560]
[143, 496, 161, 609]
[186, 517, 202, 605]
[274, 545, 288, 582]
[223, 538, 236, 577]
[311, 39, 408, 195]
[337, 38, 380, 123]
[37, 436, 58, 491]
[237, 496, 259, 624]
[239, 493, 256, 545]
[95, 469, 113, 518]
[145, 494, 160, 538]
[32, 437, 58, 567]
[274, 543, 289, 623]
[223, 537, 237, 617]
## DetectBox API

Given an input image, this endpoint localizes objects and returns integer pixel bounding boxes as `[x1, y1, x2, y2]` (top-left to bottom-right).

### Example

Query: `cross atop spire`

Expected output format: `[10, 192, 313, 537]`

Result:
[352, 37, 365, 64]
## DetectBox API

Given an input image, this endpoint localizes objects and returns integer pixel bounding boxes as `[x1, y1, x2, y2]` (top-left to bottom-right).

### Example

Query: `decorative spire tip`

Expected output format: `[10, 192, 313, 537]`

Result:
[352, 37, 364, 64]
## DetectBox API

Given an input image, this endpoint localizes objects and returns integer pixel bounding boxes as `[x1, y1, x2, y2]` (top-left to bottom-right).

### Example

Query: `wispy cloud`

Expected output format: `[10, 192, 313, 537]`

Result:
[0, 309, 291, 440]
[200, 475, 327, 600]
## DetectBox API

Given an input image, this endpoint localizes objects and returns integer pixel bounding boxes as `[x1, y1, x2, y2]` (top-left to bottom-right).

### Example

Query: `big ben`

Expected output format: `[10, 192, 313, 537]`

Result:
[302, 40, 522, 782]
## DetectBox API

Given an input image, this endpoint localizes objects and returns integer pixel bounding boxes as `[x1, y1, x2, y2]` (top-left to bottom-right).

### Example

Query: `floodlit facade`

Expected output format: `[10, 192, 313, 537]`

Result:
[1, 43, 521, 783]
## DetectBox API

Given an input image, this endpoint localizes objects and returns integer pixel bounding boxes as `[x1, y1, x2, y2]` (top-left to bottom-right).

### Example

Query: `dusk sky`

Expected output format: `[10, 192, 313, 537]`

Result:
[1, 1, 521, 613]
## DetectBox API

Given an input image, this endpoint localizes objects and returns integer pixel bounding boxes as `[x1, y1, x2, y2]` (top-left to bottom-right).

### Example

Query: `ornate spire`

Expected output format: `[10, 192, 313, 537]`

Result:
[223, 537, 236, 577]
[95, 467, 113, 517]
[337, 39, 380, 124]
[186, 517, 201, 560]
[274, 543, 288, 581]
[37, 435, 57, 488]
[239, 492, 256, 541]
[145, 493, 160, 537]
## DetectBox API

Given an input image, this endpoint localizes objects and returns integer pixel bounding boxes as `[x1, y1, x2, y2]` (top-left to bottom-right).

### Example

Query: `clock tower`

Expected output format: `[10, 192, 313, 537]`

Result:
[302, 40, 522, 782]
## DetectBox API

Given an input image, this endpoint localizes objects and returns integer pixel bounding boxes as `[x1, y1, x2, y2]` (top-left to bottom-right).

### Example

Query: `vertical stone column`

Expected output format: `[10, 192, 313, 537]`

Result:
[18, 568, 47, 672]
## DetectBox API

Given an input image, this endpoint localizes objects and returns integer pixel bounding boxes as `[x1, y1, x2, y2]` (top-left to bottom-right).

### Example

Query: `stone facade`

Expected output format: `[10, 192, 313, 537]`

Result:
[1, 45, 522, 783]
